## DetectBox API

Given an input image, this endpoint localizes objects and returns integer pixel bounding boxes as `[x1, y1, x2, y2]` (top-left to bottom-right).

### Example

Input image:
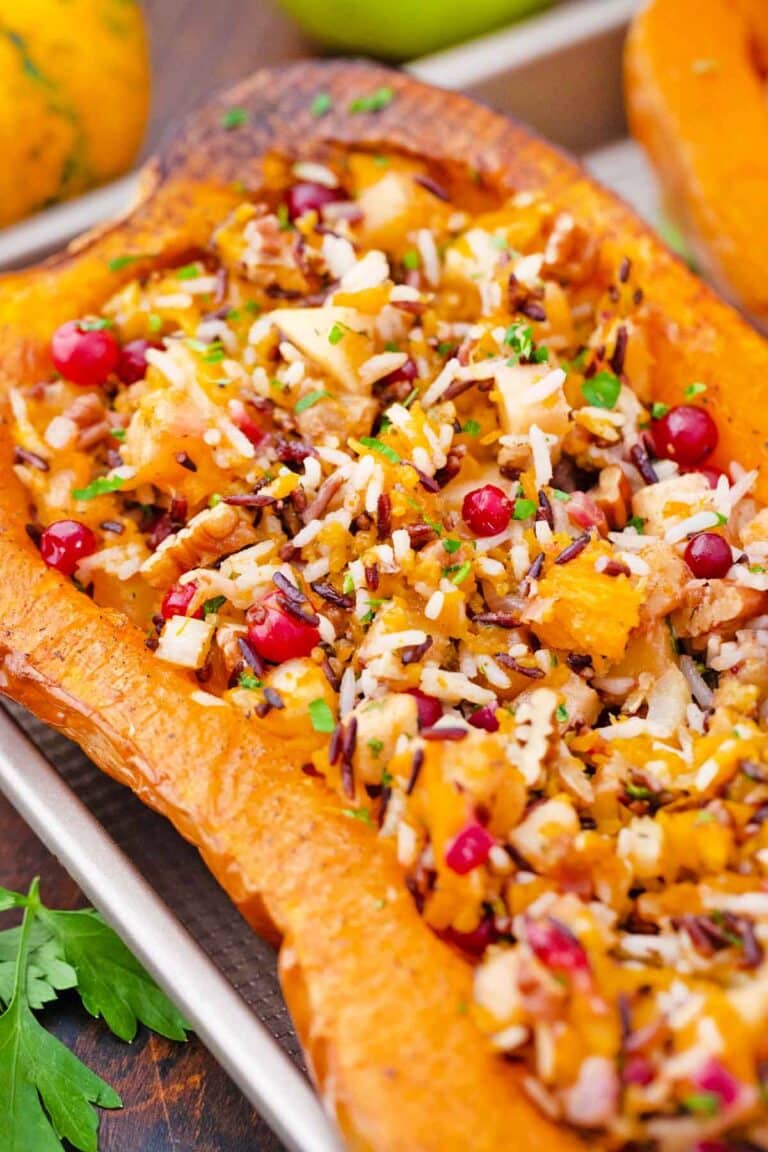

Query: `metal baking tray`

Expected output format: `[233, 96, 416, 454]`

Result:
[0, 2, 651, 1149]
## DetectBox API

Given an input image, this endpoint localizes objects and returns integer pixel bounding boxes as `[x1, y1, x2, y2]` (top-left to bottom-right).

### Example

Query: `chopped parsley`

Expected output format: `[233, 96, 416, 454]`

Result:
[627, 515, 646, 534]
[651, 401, 670, 419]
[238, 671, 263, 690]
[403, 249, 421, 270]
[462, 419, 481, 437]
[148, 312, 163, 333]
[551, 488, 570, 502]
[556, 704, 569, 723]
[309, 698, 335, 733]
[513, 497, 537, 521]
[341, 806, 374, 826]
[449, 561, 472, 585]
[359, 436, 400, 465]
[220, 106, 250, 130]
[202, 596, 226, 618]
[504, 322, 548, 364]
[175, 263, 201, 280]
[348, 87, 394, 114]
[310, 91, 333, 117]
[443, 538, 462, 555]
[328, 323, 345, 345]
[295, 389, 330, 413]
[368, 739, 384, 758]
[684, 380, 707, 399]
[72, 475, 124, 501]
[109, 428, 126, 441]
[682, 1092, 720, 1116]
[581, 370, 621, 410]
[342, 572, 355, 595]
[79, 317, 113, 331]
[106, 253, 153, 273]
[276, 202, 292, 231]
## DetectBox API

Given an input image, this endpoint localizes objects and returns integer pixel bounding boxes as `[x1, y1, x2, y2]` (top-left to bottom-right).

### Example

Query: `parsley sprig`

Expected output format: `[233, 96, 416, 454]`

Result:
[0, 879, 189, 1152]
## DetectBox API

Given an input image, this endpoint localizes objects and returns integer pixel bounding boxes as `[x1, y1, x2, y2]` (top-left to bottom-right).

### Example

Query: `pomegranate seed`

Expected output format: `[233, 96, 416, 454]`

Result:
[682, 465, 724, 489]
[286, 182, 343, 221]
[652, 405, 718, 465]
[468, 704, 499, 732]
[161, 581, 201, 620]
[116, 339, 157, 385]
[247, 590, 320, 663]
[383, 357, 418, 385]
[51, 320, 119, 387]
[684, 532, 732, 579]
[525, 916, 590, 979]
[39, 519, 96, 576]
[623, 1056, 655, 1086]
[694, 1058, 741, 1107]
[440, 915, 499, 955]
[567, 491, 607, 532]
[445, 822, 495, 875]
[408, 688, 443, 729]
[462, 484, 512, 537]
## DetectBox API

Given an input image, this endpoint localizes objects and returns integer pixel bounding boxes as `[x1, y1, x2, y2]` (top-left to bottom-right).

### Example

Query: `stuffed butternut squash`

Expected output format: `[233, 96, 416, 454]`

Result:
[2, 62, 768, 1152]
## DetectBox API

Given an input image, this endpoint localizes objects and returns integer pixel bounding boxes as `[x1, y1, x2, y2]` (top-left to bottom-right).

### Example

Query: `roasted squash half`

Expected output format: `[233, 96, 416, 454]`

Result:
[2, 62, 768, 1152]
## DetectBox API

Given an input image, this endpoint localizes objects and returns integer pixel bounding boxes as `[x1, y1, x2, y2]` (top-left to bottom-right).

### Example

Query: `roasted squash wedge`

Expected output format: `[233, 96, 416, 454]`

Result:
[626, 0, 768, 332]
[2, 62, 768, 1151]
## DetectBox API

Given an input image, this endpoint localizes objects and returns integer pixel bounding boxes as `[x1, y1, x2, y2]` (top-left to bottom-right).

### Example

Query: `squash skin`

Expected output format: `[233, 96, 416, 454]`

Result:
[625, 0, 768, 332]
[1, 60, 768, 1150]
[0, 0, 150, 227]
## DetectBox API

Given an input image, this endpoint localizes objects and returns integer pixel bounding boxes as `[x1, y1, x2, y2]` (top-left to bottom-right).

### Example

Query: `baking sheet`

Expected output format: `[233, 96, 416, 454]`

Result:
[0, 3, 651, 1150]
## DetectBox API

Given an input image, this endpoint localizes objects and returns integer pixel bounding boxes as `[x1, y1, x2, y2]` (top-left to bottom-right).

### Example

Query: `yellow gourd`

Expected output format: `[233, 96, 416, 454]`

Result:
[0, 0, 150, 227]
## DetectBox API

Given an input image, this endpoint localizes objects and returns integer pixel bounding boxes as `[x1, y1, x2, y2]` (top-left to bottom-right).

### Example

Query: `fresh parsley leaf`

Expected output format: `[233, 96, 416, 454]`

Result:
[443, 538, 461, 555]
[359, 436, 400, 465]
[581, 370, 621, 409]
[341, 806, 374, 826]
[684, 381, 707, 399]
[651, 401, 669, 420]
[368, 739, 384, 758]
[309, 698, 335, 733]
[0, 922, 76, 1011]
[348, 87, 394, 114]
[201, 596, 226, 618]
[328, 323, 345, 345]
[72, 476, 124, 501]
[238, 671, 263, 690]
[295, 389, 330, 413]
[627, 515, 645, 534]
[175, 263, 201, 280]
[109, 428, 126, 442]
[220, 107, 249, 130]
[450, 561, 472, 585]
[462, 419, 480, 437]
[504, 322, 535, 361]
[513, 497, 537, 521]
[403, 249, 420, 270]
[310, 91, 333, 117]
[556, 704, 568, 723]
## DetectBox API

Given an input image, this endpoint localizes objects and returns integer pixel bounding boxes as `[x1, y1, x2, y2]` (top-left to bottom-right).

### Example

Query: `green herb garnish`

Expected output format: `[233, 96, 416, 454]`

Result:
[450, 561, 472, 585]
[148, 312, 163, 333]
[0, 879, 188, 1152]
[443, 538, 462, 555]
[109, 428, 126, 442]
[513, 497, 537, 521]
[682, 1092, 720, 1116]
[310, 91, 333, 117]
[309, 698, 335, 733]
[328, 323, 345, 346]
[238, 671, 263, 690]
[651, 401, 670, 419]
[220, 107, 249, 130]
[107, 253, 153, 273]
[359, 436, 400, 465]
[295, 390, 331, 413]
[684, 381, 707, 399]
[627, 515, 646, 534]
[581, 370, 621, 410]
[403, 249, 421, 270]
[462, 419, 481, 438]
[556, 704, 568, 723]
[202, 596, 226, 618]
[341, 806, 374, 826]
[72, 476, 124, 501]
[175, 263, 201, 280]
[368, 739, 384, 758]
[348, 87, 394, 114]
[79, 317, 113, 332]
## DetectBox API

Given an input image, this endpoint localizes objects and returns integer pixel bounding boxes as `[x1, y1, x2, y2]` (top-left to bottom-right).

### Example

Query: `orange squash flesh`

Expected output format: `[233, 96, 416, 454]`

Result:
[1, 61, 768, 1150]
[625, 0, 768, 333]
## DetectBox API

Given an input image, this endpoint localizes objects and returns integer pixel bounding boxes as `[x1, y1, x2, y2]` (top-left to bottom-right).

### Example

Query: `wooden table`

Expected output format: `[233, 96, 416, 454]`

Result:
[0, 3, 313, 1148]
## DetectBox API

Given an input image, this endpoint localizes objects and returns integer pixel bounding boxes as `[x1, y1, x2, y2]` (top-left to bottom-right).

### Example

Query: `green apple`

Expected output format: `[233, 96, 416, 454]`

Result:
[277, 0, 552, 61]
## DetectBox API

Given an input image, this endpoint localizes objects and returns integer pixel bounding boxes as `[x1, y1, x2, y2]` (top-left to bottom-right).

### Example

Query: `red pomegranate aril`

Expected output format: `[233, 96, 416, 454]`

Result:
[246, 591, 320, 664]
[51, 320, 119, 387]
[441, 915, 499, 955]
[161, 581, 201, 620]
[235, 411, 270, 448]
[445, 822, 495, 875]
[468, 704, 499, 733]
[652, 404, 718, 466]
[462, 484, 512, 537]
[684, 532, 732, 579]
[623, 1056, 655, 1087]
[116, 338, 156, 385]
[39, 519, 96, 576]
[384, 356, 418, 385]
[694, 1058, 741, 1107]
[525, 916, 590, 978]
[408, 688, 443, 729]
[286, 182, 343, 221]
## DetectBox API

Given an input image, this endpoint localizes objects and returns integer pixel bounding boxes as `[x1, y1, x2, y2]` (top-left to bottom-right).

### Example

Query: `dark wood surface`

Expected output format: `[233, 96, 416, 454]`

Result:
[0, 5, 311, 1149]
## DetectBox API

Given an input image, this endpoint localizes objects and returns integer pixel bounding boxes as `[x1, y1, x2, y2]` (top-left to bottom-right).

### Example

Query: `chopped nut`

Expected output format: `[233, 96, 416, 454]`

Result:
[141, 503, 258, 589]
[592, 464, 632, 528]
